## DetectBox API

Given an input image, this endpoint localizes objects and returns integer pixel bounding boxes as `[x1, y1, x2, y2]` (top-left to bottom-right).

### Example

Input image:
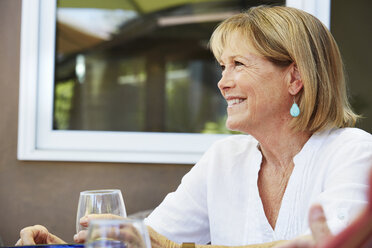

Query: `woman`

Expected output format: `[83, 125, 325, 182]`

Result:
[16, 5, 372, 248]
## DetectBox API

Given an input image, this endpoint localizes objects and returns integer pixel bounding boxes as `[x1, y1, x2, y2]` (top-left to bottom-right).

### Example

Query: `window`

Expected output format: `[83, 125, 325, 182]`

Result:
[18, 0, 330, 164]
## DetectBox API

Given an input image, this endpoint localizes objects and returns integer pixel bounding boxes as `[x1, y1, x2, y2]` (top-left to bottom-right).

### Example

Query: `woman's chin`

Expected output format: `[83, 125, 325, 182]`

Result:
[226, 119, 243, 132]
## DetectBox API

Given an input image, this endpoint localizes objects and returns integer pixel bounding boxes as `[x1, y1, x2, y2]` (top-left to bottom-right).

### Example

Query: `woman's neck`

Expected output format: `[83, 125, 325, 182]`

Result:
[252, 125, 311, 168]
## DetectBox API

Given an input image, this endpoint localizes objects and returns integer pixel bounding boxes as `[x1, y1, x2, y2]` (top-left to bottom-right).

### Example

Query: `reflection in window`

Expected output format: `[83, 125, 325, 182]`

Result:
[54, 0, 284, 133]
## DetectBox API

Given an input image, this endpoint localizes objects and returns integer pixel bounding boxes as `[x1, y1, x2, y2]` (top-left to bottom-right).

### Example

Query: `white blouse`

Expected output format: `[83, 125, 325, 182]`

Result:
[145, 128, 372, 245]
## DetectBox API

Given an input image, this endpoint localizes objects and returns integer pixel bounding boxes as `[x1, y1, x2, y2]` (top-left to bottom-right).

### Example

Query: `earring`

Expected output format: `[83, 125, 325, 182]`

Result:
[290, 97, 300, 117]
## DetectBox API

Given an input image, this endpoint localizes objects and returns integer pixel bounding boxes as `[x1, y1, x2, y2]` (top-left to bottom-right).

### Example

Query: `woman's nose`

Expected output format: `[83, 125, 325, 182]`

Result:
[217, 71, 235, 91]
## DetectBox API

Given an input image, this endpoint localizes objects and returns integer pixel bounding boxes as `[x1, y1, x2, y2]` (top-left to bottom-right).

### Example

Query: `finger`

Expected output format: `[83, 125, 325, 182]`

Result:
[19, 226, 41, 245]
[118, 228, 146, 248]
[74, 230, 88, 243]
[15, 238, 23, 246]
[309, 204, 332, 243]
[86, 225, 141, 243]
[47, 233, 67, 244]
[80, 214, 125, 227]
[118, 225, 142, 243]
[118, 228, 138, 243]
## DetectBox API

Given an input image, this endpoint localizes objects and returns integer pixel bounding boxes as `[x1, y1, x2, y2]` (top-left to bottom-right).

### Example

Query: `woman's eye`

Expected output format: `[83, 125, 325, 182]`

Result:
[234, 61, 244, 66]
[220, 65, 225, 71]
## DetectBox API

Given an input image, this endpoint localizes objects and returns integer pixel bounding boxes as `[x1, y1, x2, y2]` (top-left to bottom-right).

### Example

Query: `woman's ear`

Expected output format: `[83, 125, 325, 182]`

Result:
[288, 63, 303, 95]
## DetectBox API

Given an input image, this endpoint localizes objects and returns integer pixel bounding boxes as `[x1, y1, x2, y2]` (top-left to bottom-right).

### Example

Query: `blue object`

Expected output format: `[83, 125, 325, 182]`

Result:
[290, 103, 300, 117]
[3, 244, 84, 248]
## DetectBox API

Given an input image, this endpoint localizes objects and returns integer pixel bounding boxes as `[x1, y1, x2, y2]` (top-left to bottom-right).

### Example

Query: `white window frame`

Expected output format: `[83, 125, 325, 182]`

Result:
[17, 0, 330, 164]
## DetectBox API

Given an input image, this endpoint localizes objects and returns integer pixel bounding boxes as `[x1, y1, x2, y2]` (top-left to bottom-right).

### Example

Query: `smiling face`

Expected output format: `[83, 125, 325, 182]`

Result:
[217, 32, 293, 134]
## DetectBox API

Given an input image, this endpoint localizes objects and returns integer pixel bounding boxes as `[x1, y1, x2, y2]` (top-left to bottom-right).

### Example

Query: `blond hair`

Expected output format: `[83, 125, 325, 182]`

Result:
[210, 5, 359, 133]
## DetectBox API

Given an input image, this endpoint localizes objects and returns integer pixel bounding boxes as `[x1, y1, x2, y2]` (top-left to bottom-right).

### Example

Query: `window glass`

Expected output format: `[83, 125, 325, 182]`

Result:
[54, 0, 285, 133]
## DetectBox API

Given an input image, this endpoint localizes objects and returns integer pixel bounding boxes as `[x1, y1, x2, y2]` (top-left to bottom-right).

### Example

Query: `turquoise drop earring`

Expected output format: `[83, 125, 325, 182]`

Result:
[290, 97, 300, 117]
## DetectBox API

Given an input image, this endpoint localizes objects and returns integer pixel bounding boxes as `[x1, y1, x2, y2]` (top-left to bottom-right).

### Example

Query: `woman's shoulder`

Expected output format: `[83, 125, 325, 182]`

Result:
[314, 127, 372, 158]
[324, 127, 372, 144]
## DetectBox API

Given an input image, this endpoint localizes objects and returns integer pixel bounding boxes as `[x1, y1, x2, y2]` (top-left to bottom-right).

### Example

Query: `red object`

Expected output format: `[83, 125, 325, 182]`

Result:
[319, 169, 372, 248]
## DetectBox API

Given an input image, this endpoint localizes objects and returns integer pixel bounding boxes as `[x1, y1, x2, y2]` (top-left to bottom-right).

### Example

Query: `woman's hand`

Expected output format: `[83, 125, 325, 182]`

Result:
[112, 223, 147, 248]
[276, 205, 332, 248]
[74, 213, 125, 243]
[15, 225, 66, 246]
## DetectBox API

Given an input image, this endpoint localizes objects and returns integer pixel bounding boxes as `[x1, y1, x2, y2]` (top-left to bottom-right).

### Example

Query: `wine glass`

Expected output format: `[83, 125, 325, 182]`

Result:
[84, 219, 151, 248]
[76, 189, 127, 233]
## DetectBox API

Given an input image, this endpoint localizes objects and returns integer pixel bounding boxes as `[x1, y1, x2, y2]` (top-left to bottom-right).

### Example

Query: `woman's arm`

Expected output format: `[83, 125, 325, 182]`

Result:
[15, 225, 66, 246]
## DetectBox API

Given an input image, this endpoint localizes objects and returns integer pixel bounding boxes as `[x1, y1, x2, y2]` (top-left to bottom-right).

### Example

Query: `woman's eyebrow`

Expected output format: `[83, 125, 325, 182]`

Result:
[219, 53, 255, 63]
[219, 54, 240, 62]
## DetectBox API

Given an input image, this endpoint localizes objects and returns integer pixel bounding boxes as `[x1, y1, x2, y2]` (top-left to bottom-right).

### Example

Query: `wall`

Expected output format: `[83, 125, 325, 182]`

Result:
[331, 0, 372, 133]
[0, 0, 191, 245]
[1, 0, 371, 246]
